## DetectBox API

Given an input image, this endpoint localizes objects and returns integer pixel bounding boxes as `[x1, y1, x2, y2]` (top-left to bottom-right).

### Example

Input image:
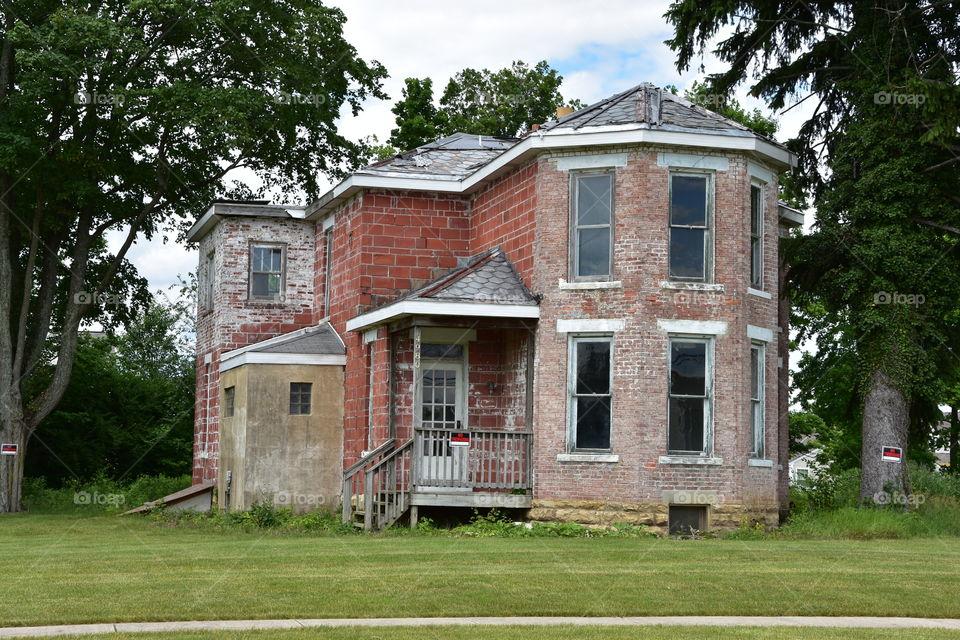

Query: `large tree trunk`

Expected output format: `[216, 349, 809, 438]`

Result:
[860, 369, 909, 505]
[0, 418, 27, 513]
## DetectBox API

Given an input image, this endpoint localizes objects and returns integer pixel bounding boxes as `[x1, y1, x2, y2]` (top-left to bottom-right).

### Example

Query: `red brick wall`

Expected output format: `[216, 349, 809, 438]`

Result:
[470, 161, 537, 279]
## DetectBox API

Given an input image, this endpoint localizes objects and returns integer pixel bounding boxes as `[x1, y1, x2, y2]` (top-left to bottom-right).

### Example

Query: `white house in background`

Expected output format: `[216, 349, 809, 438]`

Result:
[789, 449, 820, 484]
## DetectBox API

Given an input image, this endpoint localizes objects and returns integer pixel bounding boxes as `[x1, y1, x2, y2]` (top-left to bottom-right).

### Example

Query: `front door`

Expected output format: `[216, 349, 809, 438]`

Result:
[416, 360, 468, 487]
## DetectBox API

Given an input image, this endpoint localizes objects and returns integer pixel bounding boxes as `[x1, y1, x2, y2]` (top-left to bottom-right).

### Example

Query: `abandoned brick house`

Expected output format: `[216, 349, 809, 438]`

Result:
[187, 83, 803, 534]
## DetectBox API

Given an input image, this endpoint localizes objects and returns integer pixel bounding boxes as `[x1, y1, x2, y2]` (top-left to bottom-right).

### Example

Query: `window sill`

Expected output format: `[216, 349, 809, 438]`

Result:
[747, 288, 772, 299]
[557, 453, 620, 463]
[748, 458, 774, 468]
[658, 455, 723, 466]
[660, 281, 725, 292]
[558, 279, 622, 290]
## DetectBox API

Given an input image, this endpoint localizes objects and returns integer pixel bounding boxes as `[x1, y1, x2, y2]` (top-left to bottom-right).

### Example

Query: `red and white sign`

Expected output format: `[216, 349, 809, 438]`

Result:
[1, 443, 18, 456]
[450, 432, 470, 447]
[882, 446, 903, 463]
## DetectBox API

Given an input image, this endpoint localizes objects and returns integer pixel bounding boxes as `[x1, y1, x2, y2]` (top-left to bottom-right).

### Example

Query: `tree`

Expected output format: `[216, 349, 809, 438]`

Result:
[667, 0, 960, 506]
[0, 1, 386, 512]
[682, 80, 778, 139]
[387, 60, 583, 151]
[388, 78, 445, 151]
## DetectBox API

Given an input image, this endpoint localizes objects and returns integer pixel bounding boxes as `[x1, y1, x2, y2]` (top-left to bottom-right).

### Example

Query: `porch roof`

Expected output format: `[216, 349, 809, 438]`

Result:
[345, 246, 539, 332]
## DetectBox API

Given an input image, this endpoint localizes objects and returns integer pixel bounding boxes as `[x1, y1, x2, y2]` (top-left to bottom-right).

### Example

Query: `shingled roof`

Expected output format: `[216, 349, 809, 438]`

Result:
[541, 82, 761, 136]
[405, 246, 537, 306]
[358, 132, 518, 179]
[247, 323, 345, 355]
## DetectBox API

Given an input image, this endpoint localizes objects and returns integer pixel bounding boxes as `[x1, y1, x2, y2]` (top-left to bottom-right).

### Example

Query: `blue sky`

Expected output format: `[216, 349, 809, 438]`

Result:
[110, 0, 813, 296]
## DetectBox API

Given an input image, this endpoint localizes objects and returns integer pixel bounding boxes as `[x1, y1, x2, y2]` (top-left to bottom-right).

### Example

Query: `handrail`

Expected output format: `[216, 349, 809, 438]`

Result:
[343, 438, 395, 477]
[363, 438, 414, 531]
[342, 438, 397, 526]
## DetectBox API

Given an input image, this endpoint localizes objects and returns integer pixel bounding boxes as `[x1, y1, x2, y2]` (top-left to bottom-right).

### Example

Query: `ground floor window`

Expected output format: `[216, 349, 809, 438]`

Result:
[750, 342, 765, 458]
[668, 337, 712, 454]
[289, 382, 312, 415]
[223, 386, 235, 418]
[569, 335, 613, 451]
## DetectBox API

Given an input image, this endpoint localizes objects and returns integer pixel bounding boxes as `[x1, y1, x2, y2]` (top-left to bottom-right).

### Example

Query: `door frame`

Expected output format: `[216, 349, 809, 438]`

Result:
[413, 341, 469, 489]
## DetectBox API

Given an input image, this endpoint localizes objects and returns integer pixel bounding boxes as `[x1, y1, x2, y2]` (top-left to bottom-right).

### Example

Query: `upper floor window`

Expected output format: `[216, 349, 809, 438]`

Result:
[750, 343, 765, 458]
[750, 183, 764, 289]
[568, 335, 613, 451]
[289, 382, 312, 415]
[323, 230, 333, 315]
[668, 337, 712, 454]
[249, 243, 285, 300]
[669, 173, 712, 282]
[202, 251, 215, 311]
[571, 172, 613, 280]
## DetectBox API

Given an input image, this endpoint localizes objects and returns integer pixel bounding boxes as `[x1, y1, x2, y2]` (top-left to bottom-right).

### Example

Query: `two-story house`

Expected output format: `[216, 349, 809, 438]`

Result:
[187, 83, 803, 534]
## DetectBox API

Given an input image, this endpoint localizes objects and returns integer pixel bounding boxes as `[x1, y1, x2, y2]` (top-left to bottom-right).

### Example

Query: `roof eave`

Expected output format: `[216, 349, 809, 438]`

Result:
[345, 299, 540, 333]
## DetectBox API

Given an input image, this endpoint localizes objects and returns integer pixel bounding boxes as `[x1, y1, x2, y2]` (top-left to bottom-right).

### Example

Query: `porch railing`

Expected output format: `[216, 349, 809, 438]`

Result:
[361, 439, 413, 531]
[413, 427, 533, 490]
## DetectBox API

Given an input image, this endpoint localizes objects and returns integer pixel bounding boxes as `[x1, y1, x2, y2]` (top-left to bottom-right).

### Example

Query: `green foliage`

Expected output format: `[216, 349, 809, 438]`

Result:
[446, 509, 657, 538]
[25, 299, 195, 483]
[723, 518, 768, 540]
[22, 473, 189, 513]
[387, 60, 582, 150]
[788, 411, 825, 458]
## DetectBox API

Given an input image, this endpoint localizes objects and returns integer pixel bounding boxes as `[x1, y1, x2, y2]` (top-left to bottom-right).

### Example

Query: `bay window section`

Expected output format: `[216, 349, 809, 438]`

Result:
[669, 173, 711, 281]
[668, 338, 712, 454]
[569, 336, 613, 451]
[572, 172, 613, 279]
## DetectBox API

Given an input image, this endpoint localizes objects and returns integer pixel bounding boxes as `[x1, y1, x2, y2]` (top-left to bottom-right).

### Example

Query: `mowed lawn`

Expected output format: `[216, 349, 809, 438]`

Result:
[2, 514, 960, 628]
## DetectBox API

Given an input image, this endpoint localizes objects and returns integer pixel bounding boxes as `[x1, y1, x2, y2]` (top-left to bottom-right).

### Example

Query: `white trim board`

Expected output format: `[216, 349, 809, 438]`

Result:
[555, 153, 628, 171]
[219, 352, 347, 373]
[556, 318, 626, 333]
[656, 319, 728, 335]
[657, 152, 728, 171]
[747, 325, 774, 343]
[346, 300, 539, 332]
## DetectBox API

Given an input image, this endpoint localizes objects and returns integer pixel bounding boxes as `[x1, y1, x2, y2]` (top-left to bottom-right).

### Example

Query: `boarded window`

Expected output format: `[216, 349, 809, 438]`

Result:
[572, 173, 613, 278]
[250, 244, 285, 299]
[223, 386, 235, 418]
[323, 230, 333, 314]
[668, 338, 710, 454]
[289, 382, 312, 415]
[669, 173, 711, 281]
[750, 184, 763, 288]
[570, 336, 612, 450]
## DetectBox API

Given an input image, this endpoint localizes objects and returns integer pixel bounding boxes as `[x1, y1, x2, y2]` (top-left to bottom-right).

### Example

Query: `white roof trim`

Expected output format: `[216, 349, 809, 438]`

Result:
[345, 300, 539, 332]
[220, 352, 346, 373]
[218, 322, 343, 361]
[307, 125, 796, 220]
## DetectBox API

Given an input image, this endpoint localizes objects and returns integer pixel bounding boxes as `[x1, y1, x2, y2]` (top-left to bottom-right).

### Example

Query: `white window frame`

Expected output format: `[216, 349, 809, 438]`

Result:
[203, 251, 215, 311]
[567, 334, 614, 452]
[750, 181, 765, 289]
[750, 342, 765, 458]
[323, 230, 333, 315]
[668, 171, 714, 283]
[249, 242, 287, 301]
[570, 171, 615, 281]
[667, 335, 714, 455]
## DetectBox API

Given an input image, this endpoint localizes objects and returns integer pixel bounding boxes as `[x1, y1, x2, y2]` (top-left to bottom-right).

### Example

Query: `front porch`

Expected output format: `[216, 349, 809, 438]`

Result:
[342, 247, 539, 530]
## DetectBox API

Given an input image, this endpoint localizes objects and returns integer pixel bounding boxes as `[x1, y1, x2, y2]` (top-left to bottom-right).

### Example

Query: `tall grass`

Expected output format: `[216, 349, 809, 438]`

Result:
[23, 474, 191, 514]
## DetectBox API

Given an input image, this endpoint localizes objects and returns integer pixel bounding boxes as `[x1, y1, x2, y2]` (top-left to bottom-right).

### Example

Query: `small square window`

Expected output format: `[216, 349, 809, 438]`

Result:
[250, 244, 285, 299]
[289, 382, 312, 415]
[669, 505, 707, 536]
[223, 386, 235, 418]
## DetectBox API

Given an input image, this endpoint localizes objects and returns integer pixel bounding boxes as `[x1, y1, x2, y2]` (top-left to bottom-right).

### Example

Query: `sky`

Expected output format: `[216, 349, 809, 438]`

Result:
[108, 0, 815, 296]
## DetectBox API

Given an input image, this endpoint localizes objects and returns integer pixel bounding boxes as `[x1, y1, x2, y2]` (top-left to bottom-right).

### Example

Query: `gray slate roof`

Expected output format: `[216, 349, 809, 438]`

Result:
[406, 246, 537, 306]
[359, 132, 517, 179]
[248, 324, 344, 355]
[541, 83, 758, 135]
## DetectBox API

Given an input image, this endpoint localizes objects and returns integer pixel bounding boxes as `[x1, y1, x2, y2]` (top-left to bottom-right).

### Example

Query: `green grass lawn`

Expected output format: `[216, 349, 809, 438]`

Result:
[38, 628, 960, 640]
[2, 514, 960, 628]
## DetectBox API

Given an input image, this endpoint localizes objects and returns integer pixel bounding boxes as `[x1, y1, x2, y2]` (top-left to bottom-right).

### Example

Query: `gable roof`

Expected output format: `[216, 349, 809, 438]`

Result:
[345, 247, 538, 332]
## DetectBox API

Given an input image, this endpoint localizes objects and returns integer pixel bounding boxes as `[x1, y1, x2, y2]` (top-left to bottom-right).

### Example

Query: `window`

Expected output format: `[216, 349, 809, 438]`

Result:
[668, 338, 712, 454]
[249, 244, 285, 299]
[571, 172, 613, 279]
[223, 386, 235, 418]
[750, 343, 765, 458]
[203, 251, 215, 311]
[750, 184, 764, 288]
[323, 230, 333, 315]
[569, 336, 613, 450]
[289, 382, 312, 415]
[669, 505, 706, 536]
[669, 173, 712, 281]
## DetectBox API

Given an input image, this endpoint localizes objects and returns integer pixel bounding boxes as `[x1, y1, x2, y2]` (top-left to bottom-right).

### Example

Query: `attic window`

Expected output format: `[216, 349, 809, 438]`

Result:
[249, 243, 286, 300]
